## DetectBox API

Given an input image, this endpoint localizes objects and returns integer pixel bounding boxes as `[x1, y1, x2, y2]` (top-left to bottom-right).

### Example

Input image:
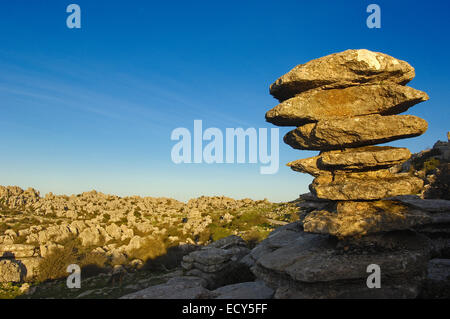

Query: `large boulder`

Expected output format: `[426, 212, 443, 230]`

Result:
[182, 236, 253, 289]
[266, 84, 428, 126]
[0, 259, 24, 283]
[270, 49, 415, 102]
[0, 244, 39, 259]
[284, 114, 428, 151]
[311, 170, 423, 200]
[248, 223, 431, 298]
[301, 201, 445, 237]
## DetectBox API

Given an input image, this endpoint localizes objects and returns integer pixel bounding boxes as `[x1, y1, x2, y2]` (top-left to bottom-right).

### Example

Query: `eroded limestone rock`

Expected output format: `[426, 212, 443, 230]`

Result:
[284, 114, 428, 151]
[270, 49, 415, 102]
[267, 84, 428, 126]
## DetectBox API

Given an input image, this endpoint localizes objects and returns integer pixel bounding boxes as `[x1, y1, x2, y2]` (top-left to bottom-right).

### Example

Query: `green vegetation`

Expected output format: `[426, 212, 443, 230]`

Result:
[0, 283, 22, 299]
[36, 237, 108, 283]
[423, 157, 440, 174]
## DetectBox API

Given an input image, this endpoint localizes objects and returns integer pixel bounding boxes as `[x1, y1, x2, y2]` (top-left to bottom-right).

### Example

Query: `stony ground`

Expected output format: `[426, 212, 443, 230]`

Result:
[0, 188, 299, 299]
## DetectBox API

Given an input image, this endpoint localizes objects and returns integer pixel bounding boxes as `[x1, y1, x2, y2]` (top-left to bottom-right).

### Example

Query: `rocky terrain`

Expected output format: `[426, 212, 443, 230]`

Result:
[0, 187, 298, 298]
[1, 49, 449, 299]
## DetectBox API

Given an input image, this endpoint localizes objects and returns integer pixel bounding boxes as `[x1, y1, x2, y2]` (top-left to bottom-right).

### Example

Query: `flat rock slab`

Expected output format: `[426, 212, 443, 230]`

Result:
[302, 201, 434, 237]
[284, 114, 428, 151]
[0, 259, 24, 283]
[311, 171, 424, 200]
[213, 281, 274, 299]
[385, 195, 450, 213]
[287, 146, 412, 176]
[208, 235, 248, 250]
[184, 248, 233, 266]
[420, 259, 450, 299]
[266, 84, 428, 126]
[0, 244, 39, 258]
[120, 276, 213, 299]
[270, 49, 415, 102]
[320, 146, 412, 170]
[287, 156, 324, 177]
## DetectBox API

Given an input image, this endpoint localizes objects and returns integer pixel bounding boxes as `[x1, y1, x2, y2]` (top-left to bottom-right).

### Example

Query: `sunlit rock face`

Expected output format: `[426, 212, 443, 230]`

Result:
[269, 49, 416, 102]
[254, 49, 450, 298]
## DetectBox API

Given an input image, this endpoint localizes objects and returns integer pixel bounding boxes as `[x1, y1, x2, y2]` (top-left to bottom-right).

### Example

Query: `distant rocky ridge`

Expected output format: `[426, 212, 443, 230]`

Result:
[0, 186, 297, 296]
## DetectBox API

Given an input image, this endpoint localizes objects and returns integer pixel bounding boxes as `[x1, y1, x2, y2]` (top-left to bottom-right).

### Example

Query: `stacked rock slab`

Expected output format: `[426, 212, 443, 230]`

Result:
[266, 49, 430, 237]
[256, 49, 434, 298]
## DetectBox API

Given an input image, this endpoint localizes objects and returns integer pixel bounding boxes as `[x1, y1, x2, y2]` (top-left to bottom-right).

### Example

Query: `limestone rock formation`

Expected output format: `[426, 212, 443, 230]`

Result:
[302, 200, 448, 237]
[266, 84, 428, 126]
[270, 49, 415, 102]
[0, 259, 24, 283]
[182, 235, 253, 289]
[320, 146, 412, 169]
[246, 222, 430, 298]
[288, 146, 412, 175]
[284, 114, 428, 151]
[310, 171, 424, 200]
[257, 49, 449, 298]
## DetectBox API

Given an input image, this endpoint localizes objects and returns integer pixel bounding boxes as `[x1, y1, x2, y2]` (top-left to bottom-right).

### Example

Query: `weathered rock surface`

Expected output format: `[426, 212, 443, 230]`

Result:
[213, 281, 274, 299]
[287, 146, 412, 176]
[248, 224, 430, 298]
[420, 259, 450, 299]
[0, 244, 39, 259]
[119, 276, 213, 299]
[385, 195, 450, 213]
[0, 259, 24, 283]
[311, 170, 424, 200]
[270, 49, 415, 102]
[302, 201, 437, 237]
[284, 114, 428, 151]
[320, 146, 412, 170]
[287, 156, 324, 177]
[266, 84, 428, 126]
[182, 236, 253, 289]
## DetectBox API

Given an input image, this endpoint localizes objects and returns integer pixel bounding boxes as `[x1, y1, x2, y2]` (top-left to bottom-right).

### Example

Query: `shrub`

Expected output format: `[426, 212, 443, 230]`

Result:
[36, 243, 79, 282]
[423, 158, 440, 174]
[242, 228, 271, 248]
[209, 224, 233, 241]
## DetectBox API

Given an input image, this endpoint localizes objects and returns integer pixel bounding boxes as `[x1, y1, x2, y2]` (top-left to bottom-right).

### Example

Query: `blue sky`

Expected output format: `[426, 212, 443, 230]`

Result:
[0, 0, 449, 202]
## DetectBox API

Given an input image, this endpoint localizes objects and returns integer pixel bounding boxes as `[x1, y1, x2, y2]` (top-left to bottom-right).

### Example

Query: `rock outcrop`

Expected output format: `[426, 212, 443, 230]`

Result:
[246, 222, 431, 298]
[182, 235, 253, 289]
[258, 49, 449, 298]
